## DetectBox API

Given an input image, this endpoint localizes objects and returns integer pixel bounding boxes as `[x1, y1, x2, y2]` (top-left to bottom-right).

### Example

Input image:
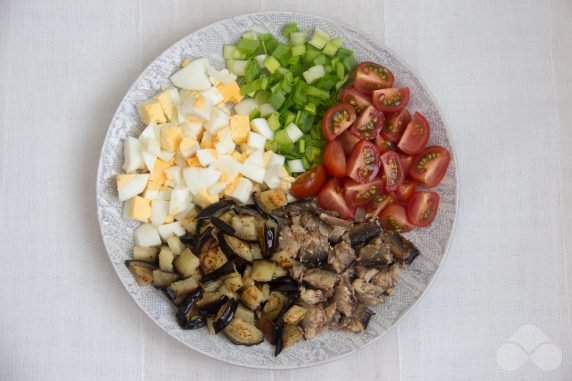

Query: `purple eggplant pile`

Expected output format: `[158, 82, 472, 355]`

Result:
[125, 189, 420, 355]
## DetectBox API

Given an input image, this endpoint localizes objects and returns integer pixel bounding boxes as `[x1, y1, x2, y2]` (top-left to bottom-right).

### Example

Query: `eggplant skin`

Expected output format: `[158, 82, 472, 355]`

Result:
[223, 318, 265, 346]
[197, 200, 234, 220]
[125, 260, 156, 286]
[211, 217, 237, 236]
[213, 300, 239, 334]
[197, 294, 229, 315]
[267, 277, 299, 293]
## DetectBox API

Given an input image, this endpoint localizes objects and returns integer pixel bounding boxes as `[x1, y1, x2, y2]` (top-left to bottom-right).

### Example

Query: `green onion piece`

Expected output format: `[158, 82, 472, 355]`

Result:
[323, 38, 343, 56]
[313, 54, 327, 66]
[244, 60, 261, 82]
[291, 44, 306, 57]
[237, 38, 260, 57]
[271, 43, 291, 66]
[290, 31, 307, 46]
[262, 38, 278, 54]
[254, 54, 267, 68]
[242, 31, 258, 40]
[240, 81, 258, 95]
[316, 77, 336, 91]
[308, 28, 331, 49]
[336, 62, 345, 80]
[255, 91, 271, 105]
[263, 55, 281, 73]
[259, 103, 276, 117]
[275, 129, 292, 145]
[303, 65, 325, 84]
[226, 60, 248, 76]
[258, 33, 273, 41]
[303, 49, 321, 65]
[298, 139, 306, 153]
[282, 110, 296, 126]
[249, 108, 261, 120]
[232, 49, 247, 59]
[269, 91, 286, 109]
[306, 146, 322, 163]
[223, 45, 236, 60]
[267, 112, 281, 131]
[293, 81, 308, 105]
[288, 55, 301, 66]
[343, 55, 357, 70]
[279, 78, 292, 94]
[336, 47, 353, 58]
[282, 23, 299, 38]
[304, 102, 317, 115]
[265, 140, 278, 152]
[301, 157, 310, 170]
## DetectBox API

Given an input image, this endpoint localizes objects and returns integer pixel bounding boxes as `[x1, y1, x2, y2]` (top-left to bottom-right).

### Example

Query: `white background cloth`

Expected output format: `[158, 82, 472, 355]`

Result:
[1, 0, 571, 380]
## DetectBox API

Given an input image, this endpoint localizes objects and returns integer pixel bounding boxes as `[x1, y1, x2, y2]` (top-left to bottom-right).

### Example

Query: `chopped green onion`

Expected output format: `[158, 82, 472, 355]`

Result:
[303, 49, 321, 65]
[308, 28, 331, 49]
[254, 54, 267, 68]
[306, 146, 321, 163]
[263, 55, 281, 73]
[249, 108, 260, 120]
[226, 60, 248, 76]
[290, 31, 307, 46]
[304, 102, 317, 115]
[237, 38, 260, 56]
[282, 23, 299, 38]
[306, 85, 330, 99]
[259, 103, 276, 117]
[255, 91, 271, 105]
[287, 159, 305, 173]
[267, 112, 281, 131]
[323, 38, 343, 56]
[258, 33, 273, 41]
[336, 47, 353, 58]
[303, 65, 325, 84]
[301, 157, 310, 170]
[269, 91, 286, 109]
[244, 60, 261, 82]
[283, 111, 296, 126]
[242, 31, 258, 40]
[232, 49, 247, 59]
[291, 44, 306, 57]
[285, 123, 304, 142]
[336, 62, 345, 80]
[298, 139, 306, 153]
[275, 129, 292, 145]
[223, 45, 236, 60]
[313, 54, 327, 66]
[271, 43, 291, 66]
[262, 38, 279, 54]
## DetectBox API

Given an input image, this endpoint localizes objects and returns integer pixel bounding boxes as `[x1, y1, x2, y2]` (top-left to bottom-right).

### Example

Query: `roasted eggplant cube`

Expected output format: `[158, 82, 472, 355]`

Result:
[196, 292, 229, 314]
[219, 234, 253, 270]
[213, 299, 239, 333]
[283, 305, 308, 325]
[167, 234, 186, 255]
[199, 247, 228, 274]
[211, 216, 237, 236]
[262, 291, 288, 320]
[166, 277, 200, 303]
[174, 248, 200, 278]
[125, 260, 156, 286]
[271, 250, 295, 269]
[231, 216, 258, 241]
[253, 189, 288, 214]
[180, 208, 199, 234]
[282, 324, 304, 349]
[158, 246, 175, 272]
[235, 303, 256, 324]
[152, 269, 179, 287]
[240, 284, 265, 310]
[133, 246, 159, 263]
[224, 317, 264, 346]
[197, 199, 234, 220]
[250, 260, 276, 282]
[223, 272, 244, 293]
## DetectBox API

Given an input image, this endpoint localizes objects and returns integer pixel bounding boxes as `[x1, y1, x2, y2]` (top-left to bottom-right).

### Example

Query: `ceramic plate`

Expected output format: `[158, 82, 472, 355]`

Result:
[96, 11, 458, 369]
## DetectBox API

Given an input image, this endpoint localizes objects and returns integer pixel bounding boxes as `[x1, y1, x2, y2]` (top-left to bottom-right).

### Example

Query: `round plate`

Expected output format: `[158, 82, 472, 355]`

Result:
[96, 11, 458, 369]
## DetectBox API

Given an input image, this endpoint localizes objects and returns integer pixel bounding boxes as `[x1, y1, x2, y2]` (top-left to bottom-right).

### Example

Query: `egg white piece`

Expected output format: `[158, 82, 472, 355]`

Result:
[205, 107, 230, 135]
[117, 174, 149, 201]
[170, 58, 212, 90]
[169, 186, 192, 215]
[151, 200, 169, 226]
[216, 155, 242, 182]
[240, 163, 266, 184]
[157, 221, 186, 240]
[200, 87, 224, 105]
[139, 124, 161, 143]
[250, 118, 274, 139]
[206, 66, 237, 85]
[247, 131, 267, 150]
[181, 121, 203, 138]
[243, 150, 265, 167]
[164, 166, 183, 187]
[142, 151, 157, 171]
[183, 167, 222, 195]
[196, 149, 217, 167]
[181, 96, 213, 121]
[134, 223, 162, 247]
[158, 150, 174, 162]
[122, 137, 144, 173]
[229, 177, 253, 204]
[144, 139, 161, 156]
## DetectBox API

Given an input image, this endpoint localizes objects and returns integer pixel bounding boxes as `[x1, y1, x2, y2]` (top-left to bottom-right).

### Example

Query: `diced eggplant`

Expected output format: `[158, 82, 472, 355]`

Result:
[211, 216, 237, 235]
[257, 315, 282, 344]
[283, 305, 307, 325]
[341, 304, 375, 333]
[218, 233, 253, 271]
[271, 250, 295, 269]
[240, 284, 265, 310]
[218, 210, 236, 224]
[133, 246, 159, 263]
[174, 248, 200, 278]
[250, 260, 275, 282]
[199, 246, 228, 274]
[180, 207, 199, 234]
[175, 288, 204, 328]
[197, 292, 229, 314]
[158, 246, 175, 272]
[196, 226, 217, 253]
[267, 276, 299, 293]
[223, 272, 243, 293]
[231, 215, 258, 241]
[262, 291, 288, 320]
[213, 299, 239, 333]
[273, 265, 288, 278]
[178, 312, 206, 330]
[202, 279, 222, 293]
[197, 199, 234, 220]
[125, 260, 156, 286]
[235, 303, 256, 324]
[199, 260, 236, 285]
[259, 282, 270, 302]
[251, 243, 263, 260]
[166, 276, 200, 303]
[260, 219, 279, 258]
[176, 287, 203, 317]
[253, 189, 288, 214]
[167, 234, 186, 255]
[206, 316, 216, 335]
[349, 220, 382, 249]
[281, 324, 304, 349]
[152, 269, 179, 287]
[241, 265, 255, 288]
[223, 317, 264, 346]
[179, 234, 196, 252]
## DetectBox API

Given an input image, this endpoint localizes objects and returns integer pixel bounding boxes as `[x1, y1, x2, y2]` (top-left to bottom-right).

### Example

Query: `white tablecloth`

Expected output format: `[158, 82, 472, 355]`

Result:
[1, 0, 571, 380]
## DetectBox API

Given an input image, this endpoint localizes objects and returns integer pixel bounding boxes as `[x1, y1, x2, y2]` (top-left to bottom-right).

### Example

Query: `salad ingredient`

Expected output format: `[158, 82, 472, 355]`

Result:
[340, 86, 373, 114]
[380, 204, 415, 233]
[323, 140, 346, 177]
[353, 62, 394, 94]
[381, 108, 411, 142]
[343, 178, 385, 208]
[380, 151, 404, 192]
[395, 180, 416, 202]
[398, 112, 430, 155]
[407, 191, 440, 227]
[322, 103, 356, 141]
[290, 165, 327, 198]
[338, 130, 361, 155]
[350, 106, 384, 140]
[372, 88, 410, 113]
[409, 146, 451, 188]
[317, 178, 355, 219]
[346, 140, 381, 183]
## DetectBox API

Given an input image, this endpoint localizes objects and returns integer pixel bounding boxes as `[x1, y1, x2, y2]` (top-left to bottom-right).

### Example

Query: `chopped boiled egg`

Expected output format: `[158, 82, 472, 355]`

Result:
[164, 166, 183, 187]
[200, 87, 224, 105]
[158, 150, 174, 163]
[208, 182, 227, 196]
[183, 167, 221, 195]
[160, 125, 184, 152]
[137, 99, 166, 125]
[179, 136, 199, 158]
[243, 150, 265, 168]
[240, 163, 266, 184]
[122, 137, 144, 173]
[205, 107, 230, 135]
[151, 200, 169, 226]
[207, 66, 237, 85]
[234, 98, 258, 116]
[215, 155, 242, 183]
[264, 151, 285, 168]
[144, 139, 161, 156]
[116, 174, 149, 201]
[170, 58, 211, 91]
[229, 115, 250, 144]
[186, 156, 202, 167]
[231, 151, 247, 163]
[250, 118, 274, 139]
[139, 124, 161, 144]
[181, 121, 203, 138]
[193, 190, 220, 208]
[181, 94, 213, 121]
[147, 159, 171, 190]
[142, 151, 157, 171]
[124, 196, 151, 222]
[247, 132, 267, 150]
[228, 177, 253, 204]
[155, 87, 180, 122]
[134, 223, 162, 247]
[216, 81, 243, 103]
[196, 149, 217, 167]
[169, 186, 192, 215]
[157, 221, 186, 240]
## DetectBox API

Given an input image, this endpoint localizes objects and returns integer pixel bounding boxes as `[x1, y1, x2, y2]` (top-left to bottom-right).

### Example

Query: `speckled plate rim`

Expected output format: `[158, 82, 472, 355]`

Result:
[96, 11, 459, 370]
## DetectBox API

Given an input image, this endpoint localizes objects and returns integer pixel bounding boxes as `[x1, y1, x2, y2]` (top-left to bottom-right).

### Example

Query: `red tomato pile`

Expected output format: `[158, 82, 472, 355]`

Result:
[290, 62, 451, 232]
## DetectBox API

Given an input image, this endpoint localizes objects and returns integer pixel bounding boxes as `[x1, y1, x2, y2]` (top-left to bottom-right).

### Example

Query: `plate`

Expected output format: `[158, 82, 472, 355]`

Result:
[96, 11, 458, 369]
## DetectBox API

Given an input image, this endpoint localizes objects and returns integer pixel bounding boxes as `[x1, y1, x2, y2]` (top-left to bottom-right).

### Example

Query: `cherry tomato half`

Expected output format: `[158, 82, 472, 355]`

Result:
[395, 180, 416, 202]
[380, 151, 404, 192]
[290, 165, 327, 198]
[317, 178, 355, 220]
[353, 62, 395, 94]
[339, 130, 361, 155]
[323, 140, 346, 178]
[398, 112, 430, 155]
[340, 86, 373, 114]
[322, 103, 356, 141]
[346, 140, 381, 183]
[350, 106, 385, 140]
[366, 191, 396, 218]
[380, 204, 415, 233]
[343, 178, 385, 208]
[407, 191, 440, 227]
[372, 88, 410, 113]
[399, 154, 414, 175]
[381, 109, 411, 142]
[409, 146, 451, 188]
[375, 134, 395, 154]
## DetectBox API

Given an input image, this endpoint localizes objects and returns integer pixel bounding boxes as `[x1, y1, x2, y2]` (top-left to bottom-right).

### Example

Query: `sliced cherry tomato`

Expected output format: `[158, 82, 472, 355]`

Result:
[380, 204, 415, 233]
[353, 62, 395, 94]
[323, 140, 346, 177]
[350, 106, 385, 140]
[375, 134, 395, 154]
[380, 151, 404, 192]
[290, 165, 327, 198]
[366, 191, 395, 217]
[343, 178, 384, 207]
[322, 103, 357, 141]
[409, 146, 451, 188]
[338, 130, 361, 155]
[381, 109, 411, 142]
[407, 191, 440, 227]
[317, 178, 355, 220]
[346, 140, 381, 183]
[398, 112, 430, 155]
[399, 154, 414, 175]
[372, 88, 410, 113]
[340, 86, 373, 114]
[395, 180, 416, 202]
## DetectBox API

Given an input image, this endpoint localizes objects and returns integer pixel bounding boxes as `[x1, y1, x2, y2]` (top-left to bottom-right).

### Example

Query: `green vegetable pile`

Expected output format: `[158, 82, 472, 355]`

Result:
[224, 23, 356, 171]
